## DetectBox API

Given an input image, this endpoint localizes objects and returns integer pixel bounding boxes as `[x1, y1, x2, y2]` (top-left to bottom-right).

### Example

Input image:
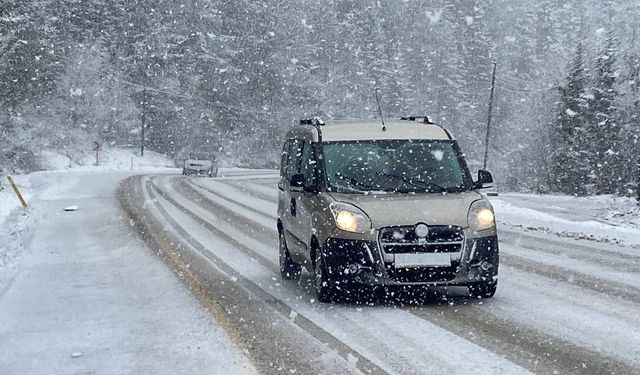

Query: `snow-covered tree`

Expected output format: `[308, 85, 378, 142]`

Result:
[550, 43, 591, 195]
[587, 33, 622, 194]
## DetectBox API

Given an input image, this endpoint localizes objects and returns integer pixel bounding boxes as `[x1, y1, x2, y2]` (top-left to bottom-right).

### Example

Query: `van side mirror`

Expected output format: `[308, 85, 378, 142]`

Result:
[290, 173, 305, 192]
[290, 173, 318, 193]
[475, 170, 493, 188]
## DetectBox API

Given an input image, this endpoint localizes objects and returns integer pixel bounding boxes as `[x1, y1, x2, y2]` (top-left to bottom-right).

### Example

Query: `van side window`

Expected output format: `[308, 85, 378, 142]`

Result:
[301, 142, 317, 188]
[280, 141, 291, 177]
[285, 139, 304, 180]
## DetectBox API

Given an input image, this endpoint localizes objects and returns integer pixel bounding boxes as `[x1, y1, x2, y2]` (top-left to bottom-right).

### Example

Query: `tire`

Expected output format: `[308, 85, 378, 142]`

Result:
[279, 231, 301, 280]
[313, 247, 335, 303]
[468, 280, 497, 299]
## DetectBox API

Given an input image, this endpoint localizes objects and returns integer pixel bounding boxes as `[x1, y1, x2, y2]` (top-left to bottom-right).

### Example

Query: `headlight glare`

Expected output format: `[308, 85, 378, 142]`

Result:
[468, 200, 495, 231]
[329, 202, 371, 233]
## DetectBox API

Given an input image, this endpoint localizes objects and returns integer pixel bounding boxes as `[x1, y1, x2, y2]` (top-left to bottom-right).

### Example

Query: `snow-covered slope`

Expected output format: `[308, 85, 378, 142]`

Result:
[40, 148, 176, 171]
[490, 192, 640, 248]
[0, 174, 33, 289]
[0, 148, 177, 290]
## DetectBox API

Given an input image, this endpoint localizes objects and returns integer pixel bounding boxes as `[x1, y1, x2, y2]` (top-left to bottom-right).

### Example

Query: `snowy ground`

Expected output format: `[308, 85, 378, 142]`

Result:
[0, 152, 255, 374]
[491, 192, 640, 248]
[0, 173, 33, 290]
[0, 148, 178, 288]
[40, 148, 176, 172]
[3, 162, 640, 373]
[115, 169, 640, 374]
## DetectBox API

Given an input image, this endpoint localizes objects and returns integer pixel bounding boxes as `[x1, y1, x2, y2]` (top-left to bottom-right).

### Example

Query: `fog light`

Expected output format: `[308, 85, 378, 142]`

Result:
[480, 261, 492, 271]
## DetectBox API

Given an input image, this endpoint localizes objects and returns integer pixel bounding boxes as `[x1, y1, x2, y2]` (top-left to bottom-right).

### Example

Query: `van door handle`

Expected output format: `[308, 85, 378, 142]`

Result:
[290, 198, 297, 216]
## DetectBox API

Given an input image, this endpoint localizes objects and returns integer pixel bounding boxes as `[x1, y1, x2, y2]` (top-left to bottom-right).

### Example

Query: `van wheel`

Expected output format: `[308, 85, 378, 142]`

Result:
[279, 231, 301, 280]
[468, 280, 497, 299]
[313, 248, 334, 303]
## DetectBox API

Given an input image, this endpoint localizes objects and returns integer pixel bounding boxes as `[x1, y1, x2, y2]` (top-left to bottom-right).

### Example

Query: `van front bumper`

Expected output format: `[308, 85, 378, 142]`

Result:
[184, 167, 211, 174]
[321, 236, 498, 288]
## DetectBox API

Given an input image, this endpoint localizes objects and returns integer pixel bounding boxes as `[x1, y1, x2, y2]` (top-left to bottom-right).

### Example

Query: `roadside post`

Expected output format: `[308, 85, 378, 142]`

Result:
[482, 62, 497, 170]
[93, 141, 100, 166]
[7, 176, 27, 208]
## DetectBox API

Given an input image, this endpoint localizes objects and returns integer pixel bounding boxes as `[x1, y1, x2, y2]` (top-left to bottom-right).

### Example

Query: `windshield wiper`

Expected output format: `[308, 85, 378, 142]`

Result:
[335, 173, 376, 191]
[377, 172, 447, 193]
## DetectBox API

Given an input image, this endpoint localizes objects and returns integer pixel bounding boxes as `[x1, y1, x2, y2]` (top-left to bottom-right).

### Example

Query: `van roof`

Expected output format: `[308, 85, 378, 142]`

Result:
[286, 119, 454, 142]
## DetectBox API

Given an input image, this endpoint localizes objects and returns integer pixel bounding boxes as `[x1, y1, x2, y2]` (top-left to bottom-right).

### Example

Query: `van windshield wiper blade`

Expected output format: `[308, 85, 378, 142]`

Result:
[377, 172, 447, 193]
[335, 173, 376, 191]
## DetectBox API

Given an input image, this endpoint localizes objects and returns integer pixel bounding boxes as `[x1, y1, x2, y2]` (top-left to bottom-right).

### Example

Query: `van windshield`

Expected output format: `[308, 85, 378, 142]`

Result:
[189, 152, 213, 160]
[320, 140, 472, 194]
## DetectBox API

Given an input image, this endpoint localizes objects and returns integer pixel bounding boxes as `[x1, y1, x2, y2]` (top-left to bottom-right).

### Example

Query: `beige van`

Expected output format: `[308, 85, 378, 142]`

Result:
[277, 117, 498, 302]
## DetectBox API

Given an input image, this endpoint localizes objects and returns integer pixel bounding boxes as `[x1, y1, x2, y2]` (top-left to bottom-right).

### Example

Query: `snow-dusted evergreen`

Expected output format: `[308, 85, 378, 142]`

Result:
[550, 43, 590, 196]
[2, 0, 640, 196]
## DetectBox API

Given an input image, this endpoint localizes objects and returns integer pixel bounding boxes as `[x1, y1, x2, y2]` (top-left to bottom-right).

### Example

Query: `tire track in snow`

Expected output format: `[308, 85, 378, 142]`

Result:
[186, 178, 277, 220]
[174, 174, 640, 374]
[155, 176, 536, 374]
[410, 304, 633, 375]
[500, 228, 640, 268]
[146, 176, 389, 375]
[217, 169, 279, 178]
[191, 177, 278, 203]
[502, 253, 640, 304]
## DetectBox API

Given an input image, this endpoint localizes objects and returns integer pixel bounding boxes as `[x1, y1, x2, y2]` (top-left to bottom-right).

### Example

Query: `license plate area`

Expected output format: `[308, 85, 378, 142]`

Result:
[394, 253, 451, 268]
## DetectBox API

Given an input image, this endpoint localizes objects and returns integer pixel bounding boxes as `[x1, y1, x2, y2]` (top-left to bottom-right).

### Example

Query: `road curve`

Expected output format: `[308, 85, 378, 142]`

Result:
[118, 170, 640, 375]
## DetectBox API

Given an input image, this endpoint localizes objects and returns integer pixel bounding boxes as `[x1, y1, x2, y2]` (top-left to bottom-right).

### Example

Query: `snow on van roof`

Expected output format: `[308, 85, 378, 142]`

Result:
[289, 119, 453, 142]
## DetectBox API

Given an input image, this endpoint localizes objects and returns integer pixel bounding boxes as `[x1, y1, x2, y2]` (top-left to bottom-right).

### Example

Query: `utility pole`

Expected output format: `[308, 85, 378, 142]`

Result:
[632, 27, 640, 204]
[483, 62, 497, 170]
[140, 51, 148, 156]
[141, 84, 146, 156]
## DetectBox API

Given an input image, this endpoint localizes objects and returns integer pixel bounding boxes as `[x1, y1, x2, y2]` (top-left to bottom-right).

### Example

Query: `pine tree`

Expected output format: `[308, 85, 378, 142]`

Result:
[588, 33, 622, 194]
[621, 31, 640, 199]
[550, 43, 590, 195]
[0, 0, 62, 111]
[0, 0, 64, 171]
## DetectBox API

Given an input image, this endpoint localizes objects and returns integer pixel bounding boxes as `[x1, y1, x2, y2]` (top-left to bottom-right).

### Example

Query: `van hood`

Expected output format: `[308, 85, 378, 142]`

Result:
[328, 191, 482, 228]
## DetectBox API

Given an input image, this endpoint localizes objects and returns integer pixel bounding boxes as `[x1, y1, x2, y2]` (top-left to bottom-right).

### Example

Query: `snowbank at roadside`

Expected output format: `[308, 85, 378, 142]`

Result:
[0, 148, 177, 289]
[40, 148, 177, 172]
[0, 174, 33, 289]
[490, 192, 640, 248]
[2, 147, 176, 225]
[0, 175, 29, 222]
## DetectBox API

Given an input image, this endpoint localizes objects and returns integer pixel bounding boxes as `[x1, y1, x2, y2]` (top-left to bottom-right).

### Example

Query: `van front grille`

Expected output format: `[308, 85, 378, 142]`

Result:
[379, 225, 464, 254]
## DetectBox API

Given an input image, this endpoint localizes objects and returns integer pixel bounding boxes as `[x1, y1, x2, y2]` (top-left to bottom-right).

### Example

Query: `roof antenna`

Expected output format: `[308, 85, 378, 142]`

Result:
[375, 89, 386, 132]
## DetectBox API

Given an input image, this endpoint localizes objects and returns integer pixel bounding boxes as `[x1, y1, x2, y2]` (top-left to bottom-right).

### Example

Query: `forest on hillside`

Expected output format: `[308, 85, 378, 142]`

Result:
[1, 0, 640, 196]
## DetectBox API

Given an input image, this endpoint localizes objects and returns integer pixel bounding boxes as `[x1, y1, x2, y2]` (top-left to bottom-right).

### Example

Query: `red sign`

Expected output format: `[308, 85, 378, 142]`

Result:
[92, 141, 100, 151]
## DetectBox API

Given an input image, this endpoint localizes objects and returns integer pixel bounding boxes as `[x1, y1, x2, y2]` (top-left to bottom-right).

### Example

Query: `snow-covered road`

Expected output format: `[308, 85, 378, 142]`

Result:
[117, 170, 640, 374]
[0, 171, 255, 374]
[3, 168, 638, 374]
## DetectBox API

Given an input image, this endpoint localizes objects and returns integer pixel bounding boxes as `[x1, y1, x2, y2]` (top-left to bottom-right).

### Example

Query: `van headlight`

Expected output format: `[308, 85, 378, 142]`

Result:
[329, 202, 371, 233]
[468, 199, 495, 231]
